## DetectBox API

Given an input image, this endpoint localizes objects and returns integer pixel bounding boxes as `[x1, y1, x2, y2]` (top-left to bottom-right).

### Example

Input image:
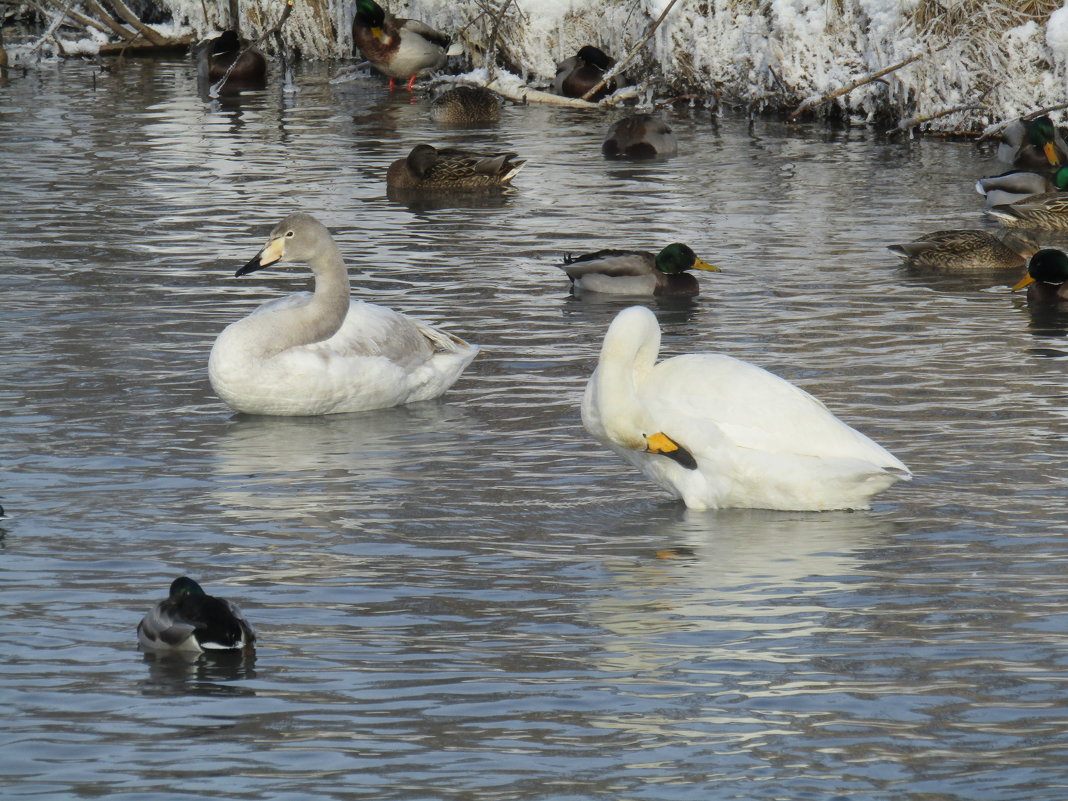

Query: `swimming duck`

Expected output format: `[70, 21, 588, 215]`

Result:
[886, 229, 1027, 272]
[1012, 248, 1068, 303]
[581, 306, 911, 511]
[429, 85, 501, 124]
[602, 114, 678, 160]
[559, 244, 718, 296]
[553, 45, 616, 101]
[352, 0, 457, 90]
[197, 30, 267, 87]
[386, 144, 525, 192]
[975, 166, 1068, 207]
[137, 577, 255, 653]
[988, 191, 1068, 229]
[208, 213, 478, 415]
[997, 116, 1068, 170]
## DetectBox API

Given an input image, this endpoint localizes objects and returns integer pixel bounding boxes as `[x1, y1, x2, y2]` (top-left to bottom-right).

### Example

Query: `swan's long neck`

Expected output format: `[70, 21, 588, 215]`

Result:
[254, 245, 351, 357]
[594, 310, 661, 448]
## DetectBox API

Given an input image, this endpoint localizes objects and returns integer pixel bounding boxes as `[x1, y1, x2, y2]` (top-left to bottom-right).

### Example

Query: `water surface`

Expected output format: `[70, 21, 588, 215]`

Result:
[3, 58, 1068, 800]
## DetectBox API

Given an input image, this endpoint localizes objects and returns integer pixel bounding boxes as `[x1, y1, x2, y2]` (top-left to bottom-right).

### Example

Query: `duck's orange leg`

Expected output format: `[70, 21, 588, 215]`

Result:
[388, 77, 395, 90]
[406, 75, 416, 91]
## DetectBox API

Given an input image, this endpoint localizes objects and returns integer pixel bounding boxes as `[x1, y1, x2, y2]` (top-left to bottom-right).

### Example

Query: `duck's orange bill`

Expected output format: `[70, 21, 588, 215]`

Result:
[1012, 274, 1036, 291]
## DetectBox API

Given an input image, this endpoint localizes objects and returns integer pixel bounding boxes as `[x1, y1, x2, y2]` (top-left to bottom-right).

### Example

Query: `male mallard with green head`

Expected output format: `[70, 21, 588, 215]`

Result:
[553, 45, 616, 101]
[998, 116, 1068, 171]
[197, 29, 267, 88]
[137, 577, 255, 653]
[352, 0, 458, 90]
[1012, 248, 1068, 304]
[560, 244, 719, 297]
[976, 165, 1068, 208]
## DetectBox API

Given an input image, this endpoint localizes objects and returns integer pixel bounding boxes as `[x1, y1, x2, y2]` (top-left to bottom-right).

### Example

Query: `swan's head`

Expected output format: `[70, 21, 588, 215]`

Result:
[654, 243, 718, 275]
[236, 213, 335, 276]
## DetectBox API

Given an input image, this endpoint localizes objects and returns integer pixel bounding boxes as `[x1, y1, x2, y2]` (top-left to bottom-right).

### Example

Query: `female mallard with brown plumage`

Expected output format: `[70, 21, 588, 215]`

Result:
[137, 577, 255, 653]
[352, 0, 458, 90]
[559, 243, 719, 297]
[1012, 248, 1068, 304]
[386, 144, 525, 192]
[988, 191, 1068, 229]
[887, 229, 1028, 272]
[602, 114, 678, 160]
[553, 45, 616, 101]
[430, 86, 501, 125]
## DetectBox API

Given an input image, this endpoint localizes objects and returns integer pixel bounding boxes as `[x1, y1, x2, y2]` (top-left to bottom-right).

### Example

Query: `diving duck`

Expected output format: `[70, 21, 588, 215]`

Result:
[209, 213, 478, 415]
[137, 577, 255, 653]
[988, 191, 1068, 229]
[352, 0, 458, 90]
[886, 229, 1027, 272]
[976, 166, 1068, 207]
[1012, 248, 1068, 304]
[197, 30, 267, 87]
[602, 114, 678, 160]
[553, 45, 616, 101]
[386, 144, 525, 192]
[581, 306, 911, 511]
[997, 116, 1068, 170]
[429, 85, 501, 124]
[559, 244, 718, 296]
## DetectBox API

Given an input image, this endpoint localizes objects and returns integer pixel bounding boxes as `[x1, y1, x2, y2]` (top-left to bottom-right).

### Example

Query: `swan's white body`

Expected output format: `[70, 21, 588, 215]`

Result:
[209, 214, 478, 416]
[581, 306, 911, 511]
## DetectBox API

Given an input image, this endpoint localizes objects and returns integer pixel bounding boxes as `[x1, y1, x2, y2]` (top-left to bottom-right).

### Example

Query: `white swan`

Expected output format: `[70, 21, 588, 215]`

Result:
[209, 213, 478, 416]
[581, 306, 911, 511]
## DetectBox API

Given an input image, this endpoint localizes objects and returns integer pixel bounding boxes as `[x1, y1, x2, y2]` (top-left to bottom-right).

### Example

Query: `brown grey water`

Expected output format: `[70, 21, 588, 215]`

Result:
[4, 58, 1068, 800]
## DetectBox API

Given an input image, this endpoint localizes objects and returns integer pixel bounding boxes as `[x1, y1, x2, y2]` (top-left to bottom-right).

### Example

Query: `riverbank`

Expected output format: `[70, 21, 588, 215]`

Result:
[4, 0, 1068, 131]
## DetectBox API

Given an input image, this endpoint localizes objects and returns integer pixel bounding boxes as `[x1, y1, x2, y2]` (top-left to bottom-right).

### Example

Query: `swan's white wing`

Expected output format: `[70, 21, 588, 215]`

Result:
[643, 354, 909, 473]
[308, 301, 436, 367]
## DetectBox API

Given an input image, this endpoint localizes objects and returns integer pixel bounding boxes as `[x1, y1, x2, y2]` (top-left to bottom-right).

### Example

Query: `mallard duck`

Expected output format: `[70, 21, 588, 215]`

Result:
[208, 213, 478, 415]
[581, 306, 911, 511]
[553, 45, 615, 101]
[197, 30, 267, 87]
[997, 116, 1068, 170]
[559, 244, 718, 296]
[386, 144, 524, 192]
[602, 114, 678, 160]
[975, 166, 1068, 207]
[429, 85, 501, 124]
[886, 229, 1027, 272]
[988, 191, 1068, 229]
[352, 0, 458, 90]
[137, 577, 255, 653]
[1012, 248, 1068, 303]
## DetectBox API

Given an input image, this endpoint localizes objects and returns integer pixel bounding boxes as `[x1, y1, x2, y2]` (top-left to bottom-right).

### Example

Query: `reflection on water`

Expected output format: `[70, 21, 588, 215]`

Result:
[4, 57, 1068, 800]
[140, 649, 258, 696]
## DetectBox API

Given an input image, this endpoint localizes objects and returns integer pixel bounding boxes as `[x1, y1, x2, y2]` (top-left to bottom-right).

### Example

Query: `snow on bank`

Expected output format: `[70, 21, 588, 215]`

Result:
[139, 0, 1068, 127]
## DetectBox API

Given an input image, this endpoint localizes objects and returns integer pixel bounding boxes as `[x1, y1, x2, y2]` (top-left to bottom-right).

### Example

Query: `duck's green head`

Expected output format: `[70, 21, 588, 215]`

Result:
[576, 45, 613, 71]
[355, 0, 385, 27]
[1029, 116, 1062, 167]
[1052, 165, 1068, 190]
[169, 576, 206, 599]
[1015, 248, 1068, 290]
[655, 243, 719, 275]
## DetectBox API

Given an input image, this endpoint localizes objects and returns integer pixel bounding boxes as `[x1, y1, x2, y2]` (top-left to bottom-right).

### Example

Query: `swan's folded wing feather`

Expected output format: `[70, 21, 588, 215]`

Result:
[644, 354, 908, 472]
